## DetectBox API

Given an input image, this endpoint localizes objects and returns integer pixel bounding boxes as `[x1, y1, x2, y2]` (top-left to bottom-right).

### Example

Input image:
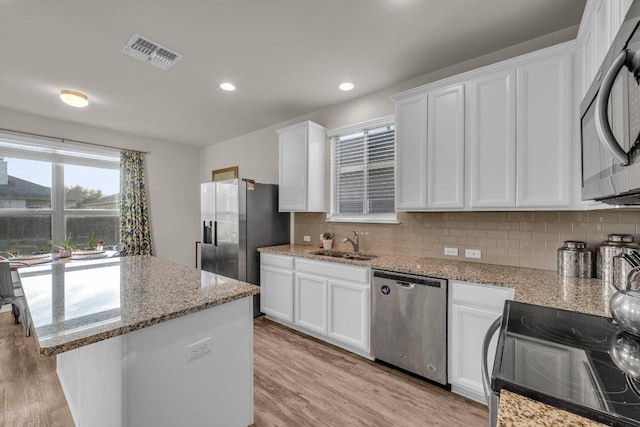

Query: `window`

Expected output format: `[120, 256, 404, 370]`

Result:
[0, 132, 120, 255]
[328, 116, 397, 223]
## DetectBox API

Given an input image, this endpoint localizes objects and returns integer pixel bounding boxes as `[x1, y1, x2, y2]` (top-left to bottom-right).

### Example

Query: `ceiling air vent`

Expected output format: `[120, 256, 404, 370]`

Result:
[121, 33, 183, 71]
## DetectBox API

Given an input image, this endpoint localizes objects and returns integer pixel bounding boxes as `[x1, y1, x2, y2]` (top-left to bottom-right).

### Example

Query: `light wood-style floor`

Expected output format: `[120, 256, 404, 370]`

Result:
[0, 313, 488, 426]
[0, 312, 73, 426]
[254, 317, 488, 426]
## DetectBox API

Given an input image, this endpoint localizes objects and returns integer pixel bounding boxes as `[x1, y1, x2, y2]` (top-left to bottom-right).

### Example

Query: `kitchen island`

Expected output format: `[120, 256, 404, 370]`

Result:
[18, 255, 259, 427]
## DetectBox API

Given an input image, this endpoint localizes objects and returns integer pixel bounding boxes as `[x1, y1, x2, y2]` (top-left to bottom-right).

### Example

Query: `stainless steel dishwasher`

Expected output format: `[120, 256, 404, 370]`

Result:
[371, 269, 447, 385]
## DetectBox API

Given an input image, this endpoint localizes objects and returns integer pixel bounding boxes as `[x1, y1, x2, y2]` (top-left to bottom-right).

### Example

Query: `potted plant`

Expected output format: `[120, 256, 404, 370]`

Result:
[97, 239, 105, 251]
[322, 232, 333, 250]
[53, 235, 76, 258]
[86, 233, 97, 250]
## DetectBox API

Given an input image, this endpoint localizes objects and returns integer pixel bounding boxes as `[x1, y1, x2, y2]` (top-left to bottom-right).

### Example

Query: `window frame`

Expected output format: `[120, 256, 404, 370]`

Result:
[327, 115, 398, 224]
[0, 134, 120, 251]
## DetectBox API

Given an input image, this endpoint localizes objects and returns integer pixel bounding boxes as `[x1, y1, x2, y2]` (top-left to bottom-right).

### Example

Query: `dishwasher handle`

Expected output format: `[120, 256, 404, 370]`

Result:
[482, 316, 502, 404]
[395, 281, 415, 289]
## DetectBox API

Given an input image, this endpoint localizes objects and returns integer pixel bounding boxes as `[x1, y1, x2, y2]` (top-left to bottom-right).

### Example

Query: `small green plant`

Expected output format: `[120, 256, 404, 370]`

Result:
[322, 232, 332, 240]
[87, 233, 97, 248]
[52, 235, 76, 250]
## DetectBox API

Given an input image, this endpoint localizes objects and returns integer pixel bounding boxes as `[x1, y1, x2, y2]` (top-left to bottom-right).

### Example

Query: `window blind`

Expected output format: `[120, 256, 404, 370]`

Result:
[0, 131, 120, 169]
[328, 116, 396, 222]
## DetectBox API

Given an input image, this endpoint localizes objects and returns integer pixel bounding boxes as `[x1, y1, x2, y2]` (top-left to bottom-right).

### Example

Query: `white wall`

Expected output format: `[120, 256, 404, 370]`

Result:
[0, 107, 200, 267]
[200, 26, 578, 184]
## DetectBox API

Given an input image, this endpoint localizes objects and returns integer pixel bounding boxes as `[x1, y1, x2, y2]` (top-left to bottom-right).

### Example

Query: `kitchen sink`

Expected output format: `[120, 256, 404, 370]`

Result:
[310, 250, 377, 261]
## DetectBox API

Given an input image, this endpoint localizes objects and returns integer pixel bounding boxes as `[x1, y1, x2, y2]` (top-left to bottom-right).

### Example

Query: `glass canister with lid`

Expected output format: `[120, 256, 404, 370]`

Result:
[557, 241, 594, 278]
[597, 234, 640, 285]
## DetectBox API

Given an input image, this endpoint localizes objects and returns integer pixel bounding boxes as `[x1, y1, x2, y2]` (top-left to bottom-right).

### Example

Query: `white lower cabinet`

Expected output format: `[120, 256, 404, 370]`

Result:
[261, 254, 371, 357]
[328, 279, 370, 352]
[260, 254, 295, 322]
[294, 273, 328, 335]
[448, 280, 514, 404]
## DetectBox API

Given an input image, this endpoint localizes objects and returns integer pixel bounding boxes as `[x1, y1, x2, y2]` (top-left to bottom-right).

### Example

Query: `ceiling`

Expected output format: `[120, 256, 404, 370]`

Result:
[0, 0, 586, 147]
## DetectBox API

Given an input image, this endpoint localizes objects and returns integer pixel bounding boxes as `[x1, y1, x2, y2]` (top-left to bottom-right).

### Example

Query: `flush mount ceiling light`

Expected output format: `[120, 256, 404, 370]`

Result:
[59, 90, 89, 108]
[220, 82, 236, 91]
[339, 82, 354, 91]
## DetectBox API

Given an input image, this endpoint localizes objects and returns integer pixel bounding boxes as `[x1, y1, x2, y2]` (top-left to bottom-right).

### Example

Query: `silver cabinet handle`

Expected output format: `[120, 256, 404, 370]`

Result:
[595, 49, 631, 166]
[482, 316, 503, 404]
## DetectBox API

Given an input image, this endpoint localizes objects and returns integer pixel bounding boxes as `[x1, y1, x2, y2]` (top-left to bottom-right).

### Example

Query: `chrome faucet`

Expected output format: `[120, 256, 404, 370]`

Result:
[342, 230, 359, 254]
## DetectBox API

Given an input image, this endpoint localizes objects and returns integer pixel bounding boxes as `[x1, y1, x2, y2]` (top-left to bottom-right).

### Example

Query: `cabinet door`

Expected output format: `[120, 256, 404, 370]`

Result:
[278, 126, 308, 211]
[427, 84, 465, 208]
[294, 273, 328, 335]
[583, 24, 596, 94]
[395, 93, 428, 210]
[328, 279, 370, 353]
[449, 303, 502, 404]
[516, 54, 572, 207]
[260, 266, 294, 322]
[467, 70, 516, 208]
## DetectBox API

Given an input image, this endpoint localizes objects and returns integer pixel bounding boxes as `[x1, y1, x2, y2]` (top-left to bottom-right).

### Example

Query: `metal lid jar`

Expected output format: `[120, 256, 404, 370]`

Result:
[557, 241, 593, 278]
[613, 248, 640, 290]
[598, 234, 640, 285]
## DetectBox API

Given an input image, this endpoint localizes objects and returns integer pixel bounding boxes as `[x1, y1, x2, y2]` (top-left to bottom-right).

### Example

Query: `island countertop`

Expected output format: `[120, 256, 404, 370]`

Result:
[258, 244, 611, 317]
[18, 255, 260, 356]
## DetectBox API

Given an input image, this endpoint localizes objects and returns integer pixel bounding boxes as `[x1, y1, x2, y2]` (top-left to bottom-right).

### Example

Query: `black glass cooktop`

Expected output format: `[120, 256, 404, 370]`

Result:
[492, 301, 640, 427]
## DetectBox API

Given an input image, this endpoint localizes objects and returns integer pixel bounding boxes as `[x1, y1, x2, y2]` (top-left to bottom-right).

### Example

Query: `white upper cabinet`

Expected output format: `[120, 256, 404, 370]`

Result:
[277, 121, 326, 212]
[466, 69, 517, 208]
[395, 93, 428, 210]
[427, 84, 465, 209]
[516, 53, 572, 208]
[394, 84, 465, 211]
[579, 0, 633, 95]
[393, 41, 578, 211]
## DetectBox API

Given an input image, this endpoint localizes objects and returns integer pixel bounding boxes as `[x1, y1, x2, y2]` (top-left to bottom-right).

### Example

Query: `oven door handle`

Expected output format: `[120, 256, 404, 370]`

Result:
[595, 49, 631, 166]
[482, 316, 503, 404]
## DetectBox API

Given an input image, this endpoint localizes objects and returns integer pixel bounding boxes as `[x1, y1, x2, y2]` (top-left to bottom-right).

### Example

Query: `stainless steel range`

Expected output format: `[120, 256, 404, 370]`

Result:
[371, 270, 447, 385]
[485, 301, 640, 427]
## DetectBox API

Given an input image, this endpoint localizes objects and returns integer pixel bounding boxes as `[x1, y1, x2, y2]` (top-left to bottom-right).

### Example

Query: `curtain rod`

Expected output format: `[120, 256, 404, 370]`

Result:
[0, 127, 150, 155]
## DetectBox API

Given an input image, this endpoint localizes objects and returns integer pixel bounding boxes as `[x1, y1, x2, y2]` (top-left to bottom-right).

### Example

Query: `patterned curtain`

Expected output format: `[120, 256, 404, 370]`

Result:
[120, 150, 153, 256]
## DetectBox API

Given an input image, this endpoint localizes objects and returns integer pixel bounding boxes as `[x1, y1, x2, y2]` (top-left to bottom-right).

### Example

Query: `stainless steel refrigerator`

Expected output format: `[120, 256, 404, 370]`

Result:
[200, 179, 290, 317]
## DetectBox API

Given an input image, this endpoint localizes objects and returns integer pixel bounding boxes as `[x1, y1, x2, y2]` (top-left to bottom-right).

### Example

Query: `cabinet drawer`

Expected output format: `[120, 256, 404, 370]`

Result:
[295, 258, 369, 284]
[260, 253, 294, 270]
[450, 280, 514, 310]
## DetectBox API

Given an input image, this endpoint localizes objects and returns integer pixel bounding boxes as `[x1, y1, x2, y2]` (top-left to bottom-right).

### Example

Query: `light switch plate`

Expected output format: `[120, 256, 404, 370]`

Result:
[303, 235, 311, 242]
[465, 249, 482, 259]
[444, 247, 458, 256]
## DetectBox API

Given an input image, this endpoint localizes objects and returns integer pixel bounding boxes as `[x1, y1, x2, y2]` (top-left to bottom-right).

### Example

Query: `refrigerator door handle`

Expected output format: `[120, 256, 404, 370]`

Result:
[214, 221, 218, 246]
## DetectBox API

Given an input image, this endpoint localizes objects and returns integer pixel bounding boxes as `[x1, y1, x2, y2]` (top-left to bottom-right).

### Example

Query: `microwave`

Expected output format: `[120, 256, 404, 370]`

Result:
[581, 0, 640, 205]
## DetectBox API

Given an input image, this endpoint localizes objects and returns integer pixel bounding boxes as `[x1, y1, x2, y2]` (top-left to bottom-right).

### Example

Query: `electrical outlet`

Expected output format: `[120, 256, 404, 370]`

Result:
[444, 247, 458, 256]
[303, 235, 311, 242]
[465, 249, 482, 259]
[187, 337, 211, 361]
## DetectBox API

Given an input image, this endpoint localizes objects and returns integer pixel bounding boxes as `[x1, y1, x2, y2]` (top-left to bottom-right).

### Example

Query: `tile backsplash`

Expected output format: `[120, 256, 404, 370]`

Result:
[294, 210, 640, 271]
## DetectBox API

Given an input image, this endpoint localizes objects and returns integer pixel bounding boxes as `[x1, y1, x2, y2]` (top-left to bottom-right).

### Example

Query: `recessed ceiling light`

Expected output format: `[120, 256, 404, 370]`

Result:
[339, 82, 354, 91]
[60, 90, 89, 108]
[220, 82, 236, 91]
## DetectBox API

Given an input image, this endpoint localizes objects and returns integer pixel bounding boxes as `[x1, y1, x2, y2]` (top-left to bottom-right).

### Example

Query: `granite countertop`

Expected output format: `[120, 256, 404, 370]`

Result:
[497, 390, 606, 427]
[18, 255, 259, 356]
[258, 244, 611, 317]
